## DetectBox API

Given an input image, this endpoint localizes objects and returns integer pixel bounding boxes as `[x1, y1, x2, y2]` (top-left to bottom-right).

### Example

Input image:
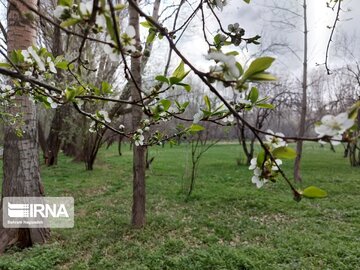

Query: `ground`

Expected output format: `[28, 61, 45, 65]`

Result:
[0, 143, 359, 269]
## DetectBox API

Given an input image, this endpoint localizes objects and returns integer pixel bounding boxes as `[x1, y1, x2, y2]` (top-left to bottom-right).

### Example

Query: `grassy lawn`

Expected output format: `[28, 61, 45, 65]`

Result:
[0, 142, 359, 269]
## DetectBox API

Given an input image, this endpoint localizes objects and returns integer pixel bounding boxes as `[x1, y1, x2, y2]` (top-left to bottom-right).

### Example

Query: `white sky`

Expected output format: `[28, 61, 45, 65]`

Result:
[175, 0, 360, 78]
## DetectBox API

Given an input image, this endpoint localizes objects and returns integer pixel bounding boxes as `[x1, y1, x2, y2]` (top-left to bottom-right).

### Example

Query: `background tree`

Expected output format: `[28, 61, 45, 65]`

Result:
[0, 0, 50, 252]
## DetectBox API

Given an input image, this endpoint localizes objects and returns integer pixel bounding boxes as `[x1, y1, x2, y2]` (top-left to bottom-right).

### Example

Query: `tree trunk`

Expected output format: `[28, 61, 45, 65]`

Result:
[294, 0, 308, 182]
[129, 1, 146, 228]
[0, 0, 50, 254]
[45, 20, 64, 166]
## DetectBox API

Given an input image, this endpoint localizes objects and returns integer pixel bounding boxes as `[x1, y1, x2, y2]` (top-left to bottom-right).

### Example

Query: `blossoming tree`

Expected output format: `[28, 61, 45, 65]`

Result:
[0, 0, 358, 252]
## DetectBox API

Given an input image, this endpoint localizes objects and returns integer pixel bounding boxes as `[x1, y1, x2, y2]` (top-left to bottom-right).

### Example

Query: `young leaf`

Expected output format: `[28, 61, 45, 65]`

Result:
[189, 124, 205, 132]
[58, 0, 73, 7]
[155, 75, 169, 84]
[302, 186, 328, 198]
[273, 146, 296, 159]
[257, 150, 266, 167]
[160, 99, 171, 111]
[176, 83, 191, 92]
[243, 57, 275, 81]
[101, 81, 112, 94]
[146, 31, 157, 44]
[114, 3, 126, 11]
[140, 21, 152, 28]
[56, 61, 69, 70]
[248, 87, 259, 103]
[172, 61, 190, 81]
[105, 15, 116, 42]
[249, 72, 277, 81]
[60, 18, 81, 28]
[169, 77, 182, 85]
[204, 95, 211, 111]
[65, 87, 76, 101]
[0, 62, 12, 69]
[256, 103, 275, 109]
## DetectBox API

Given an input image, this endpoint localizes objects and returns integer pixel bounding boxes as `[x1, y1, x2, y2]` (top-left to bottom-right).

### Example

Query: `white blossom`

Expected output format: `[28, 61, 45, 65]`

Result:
[119, 124, 125, 130]
[27, 47, 45, 72]
[134, 133, 145, 146]
[103, 36, 121, 62]
[121, 26, 136, 52]
[265, 129, 287, 148]
[193, 111, 203, 123]
[79, 0, 94, 15]
[46, 97, 58, 109]
[222, 114, 234, 123]
[24, 71, 32, 77]
[98, 110, 111, 123]
[96, 14, 106, 28]
[251, 175, 267, 189]
[315, 112, 354, 137]
[206, 51, 240, 80]
[89, 121, 96, 133]
[248, 157, 258, 170]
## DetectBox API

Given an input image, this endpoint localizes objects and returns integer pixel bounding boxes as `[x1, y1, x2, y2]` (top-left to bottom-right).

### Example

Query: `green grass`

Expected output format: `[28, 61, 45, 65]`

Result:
[0, 143, 359, 270]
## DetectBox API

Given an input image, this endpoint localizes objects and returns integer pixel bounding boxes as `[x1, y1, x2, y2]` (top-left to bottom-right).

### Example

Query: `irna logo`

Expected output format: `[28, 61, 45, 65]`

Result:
[7, 202, 69, 218]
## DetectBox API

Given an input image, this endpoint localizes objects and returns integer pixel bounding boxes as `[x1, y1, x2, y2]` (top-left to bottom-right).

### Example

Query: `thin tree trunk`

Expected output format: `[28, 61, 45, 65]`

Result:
[129, 1, 146, 228]
[294, 0, 308, 182]
[45, 21, 64, 166]
[0, 0, 50, 253]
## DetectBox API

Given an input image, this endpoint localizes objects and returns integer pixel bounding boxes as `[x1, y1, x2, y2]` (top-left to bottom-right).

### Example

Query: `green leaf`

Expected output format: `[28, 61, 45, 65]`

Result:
[248, 87, 259, 103]
[226, 51, 239, 56]
[243, 57, 275, 81]
[55, 61, 69, 70]
[65, 87, 76, 101]
[60, 18, 81, 28]
[114, 3, 126, 11]
[146, 31, 156, 44]
[189, 124, 205, 132]
[160, 99, 171, 111]
[105, 15, 116, 42]
[348, 101, 360, 120]
[302, 186, 328, 198]
[101, 81, 112, 94]
[172, 61, 190, 81]
[0, 62, 12, 69]
[243, 0, 251, 3]
[256, 103, 275, 109]
[176, 83, 191, 92]
[58, 0, 73, 7]
[169, 77, 182, 85]
[236, 62, 243, 76]
[204, 95, 211, 111]
[249, 72, 277, 81]
[256, 150, 266, 167]
[155, 75, 169, 84]
[140, 21, 152, 28]
[273, 146, 296, 159]
[10, 50, 24, 64]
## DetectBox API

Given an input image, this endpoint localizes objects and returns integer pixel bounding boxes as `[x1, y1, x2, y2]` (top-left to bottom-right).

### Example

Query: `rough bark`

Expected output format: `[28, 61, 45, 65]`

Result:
[294, 0, 308, 182]
[0, 0, 50, 254]
[129, 1, 146, 228]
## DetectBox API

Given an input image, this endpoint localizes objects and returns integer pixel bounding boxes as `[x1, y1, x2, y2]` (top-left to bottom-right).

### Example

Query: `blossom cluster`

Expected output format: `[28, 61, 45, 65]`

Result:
[315, 112, 354, 145]
[206, 51, 240, 81]
[248, 129, 286, 188]
[54, 0, 137, 61]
